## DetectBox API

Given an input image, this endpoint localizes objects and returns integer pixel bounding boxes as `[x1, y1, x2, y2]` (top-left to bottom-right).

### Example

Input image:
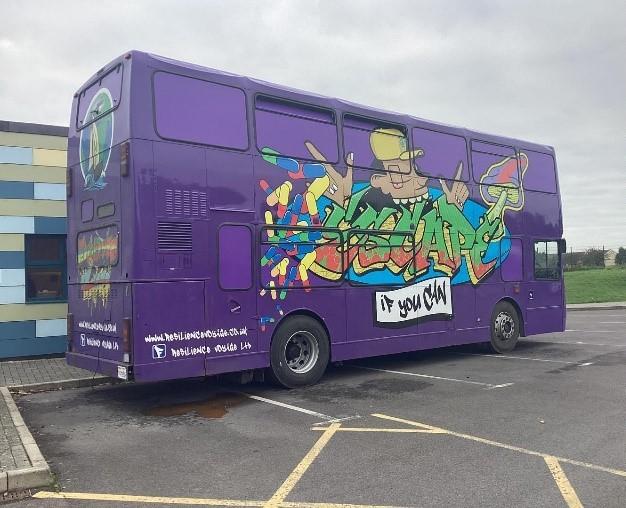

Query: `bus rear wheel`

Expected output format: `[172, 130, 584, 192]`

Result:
[489, 301, 520, 353]
[270, 315, 330, 388]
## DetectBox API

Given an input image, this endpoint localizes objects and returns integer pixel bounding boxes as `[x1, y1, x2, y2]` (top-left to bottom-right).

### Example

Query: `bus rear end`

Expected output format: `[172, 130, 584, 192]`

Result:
[66, 54, 134, 381]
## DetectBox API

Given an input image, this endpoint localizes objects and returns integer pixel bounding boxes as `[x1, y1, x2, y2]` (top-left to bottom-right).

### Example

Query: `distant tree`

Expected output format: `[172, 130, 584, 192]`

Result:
[616, 247, 626, 265]
[582, 248, 605, 267]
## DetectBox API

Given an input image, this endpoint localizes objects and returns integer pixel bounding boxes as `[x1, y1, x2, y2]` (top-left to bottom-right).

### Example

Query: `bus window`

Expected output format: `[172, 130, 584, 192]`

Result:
[501, 238, 523, 282]
[523, 150, 557, 193]
[218, 225, 252, 290]
[347, 230, 415, 286]
[76, 64, 122, 130]
[255, 96, 338, 163]
[153, 72, 248, 150]
[471, 141, 519, 188]
[534, 241, 560, 280]
[260, 227, 343, 290]
[411, 127, 469, 181]
[343, 115, 408, 171]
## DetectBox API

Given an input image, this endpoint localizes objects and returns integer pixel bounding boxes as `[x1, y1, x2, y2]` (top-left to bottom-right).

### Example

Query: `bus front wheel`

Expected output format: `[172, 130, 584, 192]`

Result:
[489, 301, 520, 353]
[270, 315, 330, 388]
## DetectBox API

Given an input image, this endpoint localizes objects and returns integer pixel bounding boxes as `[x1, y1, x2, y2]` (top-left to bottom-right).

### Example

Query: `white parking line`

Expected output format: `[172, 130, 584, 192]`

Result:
[353, 365, 513, 389]
[565, 329, 614, 333]
[242, 393, 334, 421]
[598, 321, 626, 324]
[531, 339, 626, 347]
[453, 352, 574, 364]
[241, 392, 361, 425]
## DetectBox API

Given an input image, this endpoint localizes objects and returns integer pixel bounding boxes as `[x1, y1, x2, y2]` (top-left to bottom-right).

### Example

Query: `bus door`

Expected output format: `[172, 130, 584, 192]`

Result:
[206, 220, 258, 375]
[525, 239, 565, 335]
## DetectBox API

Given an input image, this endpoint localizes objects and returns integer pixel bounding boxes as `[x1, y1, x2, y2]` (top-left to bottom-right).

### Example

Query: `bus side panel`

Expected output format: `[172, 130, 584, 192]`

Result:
[132, 281, 206, 382]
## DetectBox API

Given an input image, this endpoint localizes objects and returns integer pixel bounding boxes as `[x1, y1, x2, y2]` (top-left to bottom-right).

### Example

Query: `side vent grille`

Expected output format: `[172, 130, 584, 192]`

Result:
[165, 189, 207, 217]
[157, 222, 192, 251]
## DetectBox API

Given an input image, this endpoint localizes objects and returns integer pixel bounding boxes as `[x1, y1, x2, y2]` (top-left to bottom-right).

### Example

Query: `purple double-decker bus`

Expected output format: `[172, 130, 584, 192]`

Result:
[66, 51, 566, 387]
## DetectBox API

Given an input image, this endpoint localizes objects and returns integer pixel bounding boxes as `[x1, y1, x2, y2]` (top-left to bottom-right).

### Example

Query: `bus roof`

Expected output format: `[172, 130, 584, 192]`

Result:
[76, 50, 555, 154]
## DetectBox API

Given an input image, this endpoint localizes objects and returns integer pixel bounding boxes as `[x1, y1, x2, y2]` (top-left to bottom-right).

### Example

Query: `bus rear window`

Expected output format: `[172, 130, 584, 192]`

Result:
[153, 72, 248, 150]
[77, 226, 119, 281]
[76, 64, 123, 130]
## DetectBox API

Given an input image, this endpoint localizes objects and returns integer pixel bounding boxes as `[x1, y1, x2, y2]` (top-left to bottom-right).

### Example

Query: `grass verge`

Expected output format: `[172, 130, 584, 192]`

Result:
[565, 267, 626, 304]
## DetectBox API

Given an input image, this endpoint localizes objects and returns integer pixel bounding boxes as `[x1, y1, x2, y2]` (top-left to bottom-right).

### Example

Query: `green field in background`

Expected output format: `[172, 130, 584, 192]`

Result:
[565, 267, 626, 304]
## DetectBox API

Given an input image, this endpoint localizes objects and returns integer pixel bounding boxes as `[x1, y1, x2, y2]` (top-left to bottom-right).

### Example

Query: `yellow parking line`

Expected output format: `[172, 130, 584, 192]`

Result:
[311, 427, 445, 433]
[373, 414, 626, 478]
[544, 456, 584, 508]
[33, 491, 263, 505]
[33, 491, 408, 508]
[264, 423, 341, 507]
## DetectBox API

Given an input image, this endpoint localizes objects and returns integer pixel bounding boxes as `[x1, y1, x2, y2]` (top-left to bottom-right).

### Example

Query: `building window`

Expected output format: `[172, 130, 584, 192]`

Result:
[25, 235, 67, 302]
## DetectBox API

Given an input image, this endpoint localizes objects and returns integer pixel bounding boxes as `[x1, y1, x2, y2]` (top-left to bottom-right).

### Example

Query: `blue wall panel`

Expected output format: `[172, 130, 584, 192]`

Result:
[0, 181, 35, 199]
[0, 251, 25, 269]
[0, 320, 36, 340]
[0, 335, 66, 359]
[0, 146, 33, 165]
[34, 217, 67, 234]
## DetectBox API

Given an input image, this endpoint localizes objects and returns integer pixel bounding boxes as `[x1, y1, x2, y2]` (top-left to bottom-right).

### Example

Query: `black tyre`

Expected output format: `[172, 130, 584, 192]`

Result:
[270, 315, 330, 388]
[488, 301, 520, 353]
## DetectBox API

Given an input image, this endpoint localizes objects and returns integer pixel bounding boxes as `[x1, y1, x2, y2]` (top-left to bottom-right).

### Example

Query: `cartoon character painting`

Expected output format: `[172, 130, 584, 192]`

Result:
[260, 126, 528, 327]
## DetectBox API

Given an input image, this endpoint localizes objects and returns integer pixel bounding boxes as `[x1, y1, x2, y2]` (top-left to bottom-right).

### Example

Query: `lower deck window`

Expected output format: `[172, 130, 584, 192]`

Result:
[25, 235, 67, 302]
[534, 241, 560, 280]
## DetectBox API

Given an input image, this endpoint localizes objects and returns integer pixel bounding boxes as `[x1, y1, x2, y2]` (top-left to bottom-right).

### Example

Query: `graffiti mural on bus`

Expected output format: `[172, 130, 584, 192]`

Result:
[79, 87, 114, 190]
[77, 225, 118, 309]
[259, 128, 528, 303]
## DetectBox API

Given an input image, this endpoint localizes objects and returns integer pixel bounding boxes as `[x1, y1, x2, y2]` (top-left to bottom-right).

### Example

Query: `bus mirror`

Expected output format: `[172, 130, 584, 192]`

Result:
[558, 238, 566, 254]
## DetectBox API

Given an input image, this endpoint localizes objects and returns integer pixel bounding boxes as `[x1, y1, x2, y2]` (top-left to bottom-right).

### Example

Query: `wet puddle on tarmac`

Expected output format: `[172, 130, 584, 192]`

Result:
[146, 392, 246, 419]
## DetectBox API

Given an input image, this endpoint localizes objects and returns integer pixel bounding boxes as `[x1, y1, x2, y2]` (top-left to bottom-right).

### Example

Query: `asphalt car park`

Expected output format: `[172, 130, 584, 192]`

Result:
[9, 309, 626, 507]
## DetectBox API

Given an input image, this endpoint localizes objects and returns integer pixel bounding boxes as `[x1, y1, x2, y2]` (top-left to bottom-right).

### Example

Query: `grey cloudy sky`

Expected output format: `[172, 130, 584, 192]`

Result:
[1, 0, 624, 250]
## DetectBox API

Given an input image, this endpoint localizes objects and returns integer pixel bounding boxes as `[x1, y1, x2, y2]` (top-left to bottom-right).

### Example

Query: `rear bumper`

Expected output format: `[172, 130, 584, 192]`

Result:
[66, 352, 132, 381]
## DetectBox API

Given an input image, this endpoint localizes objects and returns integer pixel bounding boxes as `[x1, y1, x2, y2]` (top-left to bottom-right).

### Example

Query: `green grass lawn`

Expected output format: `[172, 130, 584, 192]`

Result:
[565, 267, 626, 304]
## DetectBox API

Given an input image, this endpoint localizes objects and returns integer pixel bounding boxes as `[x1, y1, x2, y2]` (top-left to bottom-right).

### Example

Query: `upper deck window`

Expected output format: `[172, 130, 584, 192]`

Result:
[523, 150, 557, 193]
[411, 127, 469, 181]
[255, 96, 338, 164]
[343, 115, 409, 171]
[76, 64, 123, 130]
[471, 141, 520, 188]
[153, 72, 248, 150]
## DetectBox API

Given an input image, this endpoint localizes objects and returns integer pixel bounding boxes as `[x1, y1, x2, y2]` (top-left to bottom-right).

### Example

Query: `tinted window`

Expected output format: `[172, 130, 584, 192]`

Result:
[343, 115, 408, 171]
[534, 241, 560, 279]
[412, 127, 468, 181]
[219, 225, 252, 290]
[347, 230, 416, 286]
[523, 150, 557, 193]
[25, 235, 67, 302]
[471, 141, 519, 187]
[260, 227, 343, 289]
[154, 72, 248, 150]
[76, 64, 123, 130]
[501, 238, 523, 282]
[255, 96, 338, 163]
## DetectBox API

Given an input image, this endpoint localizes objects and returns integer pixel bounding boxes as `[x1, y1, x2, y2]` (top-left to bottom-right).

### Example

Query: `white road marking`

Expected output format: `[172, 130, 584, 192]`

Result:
[598, 321, 626, 324]
[454, 352, 574, 364]
[353, 365, 512, 389]
[242, 393, 335, 421]
[578, 362, 594, 366]
[565, 329, 614, 333]
[530, 339, 626, 347]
